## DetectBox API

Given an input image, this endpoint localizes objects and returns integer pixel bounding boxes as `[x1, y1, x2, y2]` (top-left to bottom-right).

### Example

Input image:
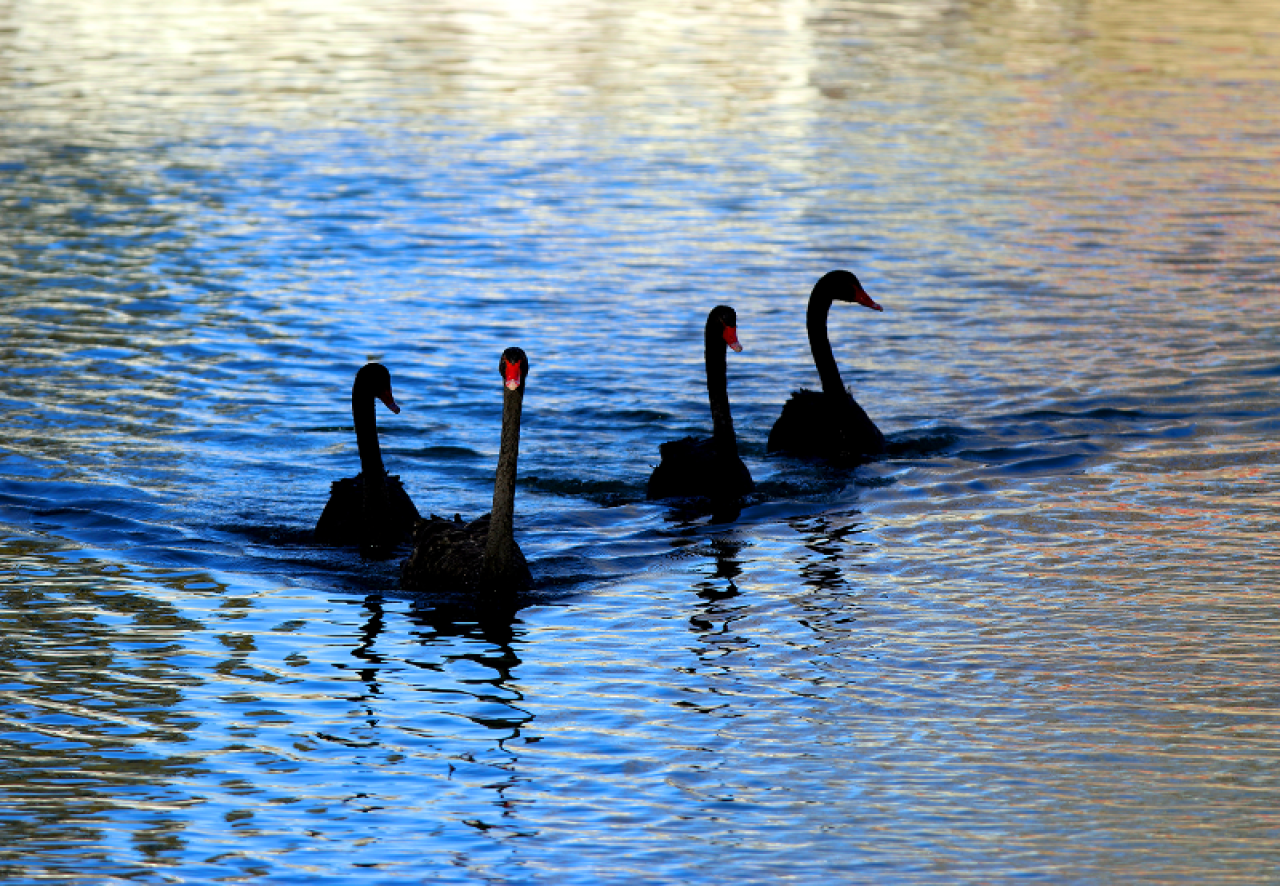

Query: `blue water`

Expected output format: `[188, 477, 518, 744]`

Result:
[3, 2, 1280, 883]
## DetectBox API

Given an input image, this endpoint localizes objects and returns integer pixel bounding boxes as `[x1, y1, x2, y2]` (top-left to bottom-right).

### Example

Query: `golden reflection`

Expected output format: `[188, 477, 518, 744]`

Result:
[4, 0, 1276, 138]
[0, 0, 819, 136]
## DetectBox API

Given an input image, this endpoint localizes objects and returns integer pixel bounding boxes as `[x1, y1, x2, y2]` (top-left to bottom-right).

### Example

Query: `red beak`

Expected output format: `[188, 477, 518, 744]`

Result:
[723, 325, 743, 352]
[854, 284, 883, 312]
[503, 358, 524, 390]
[377, 388, 401, 414]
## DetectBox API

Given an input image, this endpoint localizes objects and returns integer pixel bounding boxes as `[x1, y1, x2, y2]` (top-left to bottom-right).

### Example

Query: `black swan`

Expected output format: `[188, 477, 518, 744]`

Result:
[646, 305, 755, 510]
[315, 363, 421, 557]
[767, 270, 886, 461]
[401, 347, 532, 597]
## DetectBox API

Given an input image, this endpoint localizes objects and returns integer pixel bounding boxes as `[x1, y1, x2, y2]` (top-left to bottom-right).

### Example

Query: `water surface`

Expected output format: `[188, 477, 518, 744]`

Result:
[3, 1, 1280, 883]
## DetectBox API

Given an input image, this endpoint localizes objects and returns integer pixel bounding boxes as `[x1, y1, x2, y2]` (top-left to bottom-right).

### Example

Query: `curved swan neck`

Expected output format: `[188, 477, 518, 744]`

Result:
[483, 382, 524, 576]
[807, 289, 845, 397]
[353, 387, 387, 479]
[705, 318, 737, 451]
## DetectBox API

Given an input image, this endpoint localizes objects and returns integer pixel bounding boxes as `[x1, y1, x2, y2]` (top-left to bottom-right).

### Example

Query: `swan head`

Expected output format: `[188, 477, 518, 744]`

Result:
[355, 362, 401, 414]
[709, 305, 744, 353]
[500, 347, 530, 391]
[818, 269, 883, 312]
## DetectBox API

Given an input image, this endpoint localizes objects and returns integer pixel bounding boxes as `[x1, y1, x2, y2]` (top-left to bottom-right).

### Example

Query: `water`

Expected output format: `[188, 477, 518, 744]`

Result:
[3, 1, 1280, 882]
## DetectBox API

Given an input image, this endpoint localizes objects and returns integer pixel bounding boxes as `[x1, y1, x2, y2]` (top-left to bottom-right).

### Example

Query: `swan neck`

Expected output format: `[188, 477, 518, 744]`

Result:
[353, 389, 386, 479]
[807, 291, 845, 397]
[705, 323, 737, 451]
[484, 384, 523, 575]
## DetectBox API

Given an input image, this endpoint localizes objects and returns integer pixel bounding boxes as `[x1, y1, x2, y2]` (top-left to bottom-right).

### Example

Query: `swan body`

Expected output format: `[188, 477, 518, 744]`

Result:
[401, 348, 532, 598]
[647, 305, 755, 511]
[767, 270, 886, 461]
[315, 362, 419, 558]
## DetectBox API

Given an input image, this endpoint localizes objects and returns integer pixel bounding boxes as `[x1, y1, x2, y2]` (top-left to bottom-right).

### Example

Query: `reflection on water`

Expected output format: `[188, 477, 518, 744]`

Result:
[2, 0, 1280, 882]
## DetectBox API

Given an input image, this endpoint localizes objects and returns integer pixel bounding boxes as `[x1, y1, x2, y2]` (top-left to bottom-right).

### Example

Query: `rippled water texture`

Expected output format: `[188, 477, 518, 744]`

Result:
[3, 1, 1280, 883]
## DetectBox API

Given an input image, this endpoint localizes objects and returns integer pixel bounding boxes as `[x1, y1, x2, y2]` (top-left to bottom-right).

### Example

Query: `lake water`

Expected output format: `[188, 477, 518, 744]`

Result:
[2, 1, 1279, 882]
